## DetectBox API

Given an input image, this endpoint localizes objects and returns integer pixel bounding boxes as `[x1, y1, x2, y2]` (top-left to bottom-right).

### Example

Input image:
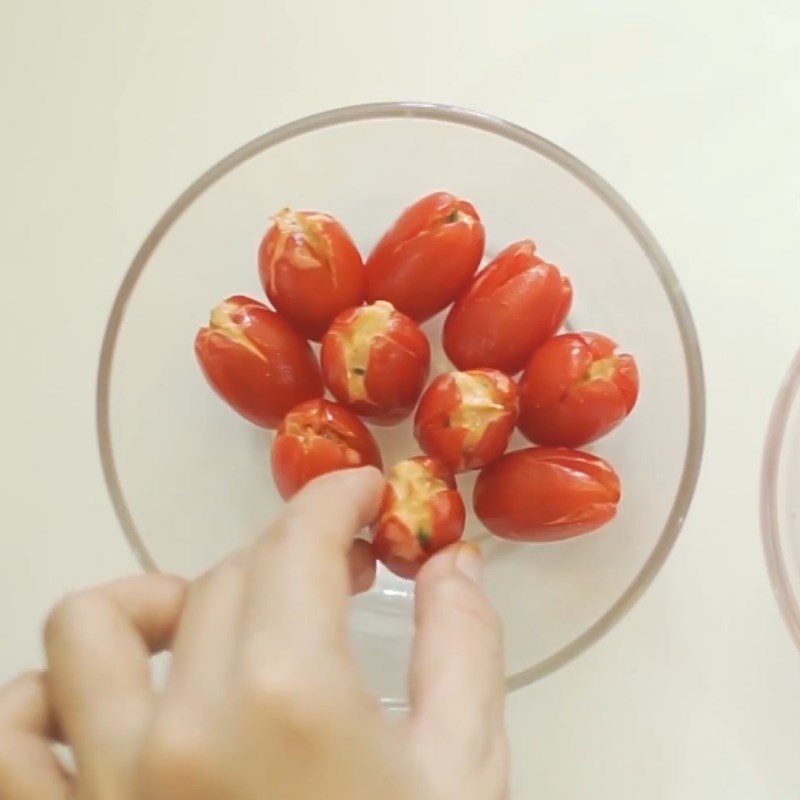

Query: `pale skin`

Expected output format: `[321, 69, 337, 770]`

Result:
[0, 467, 508, 799]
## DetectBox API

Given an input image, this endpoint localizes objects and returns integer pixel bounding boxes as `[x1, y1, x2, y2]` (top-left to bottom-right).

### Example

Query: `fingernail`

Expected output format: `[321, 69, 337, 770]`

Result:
[454, 542, 484, 585]
[352, 567, 376, 594]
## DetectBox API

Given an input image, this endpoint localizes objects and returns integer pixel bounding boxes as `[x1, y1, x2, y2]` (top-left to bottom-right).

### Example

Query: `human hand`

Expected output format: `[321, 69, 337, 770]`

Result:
[0, 467, 508, 799]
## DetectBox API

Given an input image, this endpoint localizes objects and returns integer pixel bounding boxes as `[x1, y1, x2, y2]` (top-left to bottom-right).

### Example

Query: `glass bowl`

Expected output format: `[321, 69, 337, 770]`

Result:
[97, 102, 705, 706]
[762, 347, 800, 648]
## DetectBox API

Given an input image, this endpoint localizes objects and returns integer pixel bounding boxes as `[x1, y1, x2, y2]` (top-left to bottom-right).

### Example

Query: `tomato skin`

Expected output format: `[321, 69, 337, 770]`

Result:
[518, 332, 639, 447]
[365, 192, 485, 322]
[195, 296, 323, 428]
[414, 369, 519, 472]
[321, 301, 431, 425]
[372, 456, 466, 579]
[473, 447, 620, 542]
[258, 208, 365, 341]
[443, 240, 572, 375]
[270, 399, 382, 499]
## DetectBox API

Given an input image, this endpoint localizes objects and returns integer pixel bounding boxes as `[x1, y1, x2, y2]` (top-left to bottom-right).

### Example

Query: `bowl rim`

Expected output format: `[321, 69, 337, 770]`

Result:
[761, 347, 800, 650]
[96, 101, 706, 693]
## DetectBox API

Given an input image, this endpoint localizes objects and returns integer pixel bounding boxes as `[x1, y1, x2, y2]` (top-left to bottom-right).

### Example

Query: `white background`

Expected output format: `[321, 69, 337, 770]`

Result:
[1, 0, 799, 796]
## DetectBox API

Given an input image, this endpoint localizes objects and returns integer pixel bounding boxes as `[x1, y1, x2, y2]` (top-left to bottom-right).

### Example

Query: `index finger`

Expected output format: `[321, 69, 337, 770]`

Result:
[242, 467, 385, 650]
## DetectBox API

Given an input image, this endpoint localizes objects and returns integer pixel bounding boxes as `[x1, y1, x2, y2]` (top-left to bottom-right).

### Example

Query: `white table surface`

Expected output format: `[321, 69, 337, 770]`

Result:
[2, 0, 799, 796]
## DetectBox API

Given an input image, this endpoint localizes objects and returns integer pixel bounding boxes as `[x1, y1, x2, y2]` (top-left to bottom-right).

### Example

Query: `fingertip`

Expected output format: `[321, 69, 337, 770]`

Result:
[334, 465, 386, 502]
[288, 466, 386, 530]
[344, 465, 386, 516]
[349, 464, 385, 484]
[416, 542, 484, 587]
[453, 542, 483, 585]
[413, 542, 498, 660]
[290, 465, 385, 503]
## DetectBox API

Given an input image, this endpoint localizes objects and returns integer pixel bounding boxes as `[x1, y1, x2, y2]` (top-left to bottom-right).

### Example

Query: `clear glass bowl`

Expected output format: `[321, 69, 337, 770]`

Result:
[97, 102, 705, 706]
[762, 348, 800, 648]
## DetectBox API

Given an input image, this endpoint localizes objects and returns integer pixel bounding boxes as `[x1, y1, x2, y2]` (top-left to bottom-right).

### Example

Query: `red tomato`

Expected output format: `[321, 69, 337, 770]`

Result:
[372, 456, 466, 579]
[518, 332, 639, 447]
[194, 295, 322, 428]
[270, 399, 383, 499]
[258, 208, 365, 341]
[474, 447, 620, 541]
[414, 369, 519, 472]
[443, 240, 572, 375]
[320, 300, 431, 425]
[365, 191, 485, 322]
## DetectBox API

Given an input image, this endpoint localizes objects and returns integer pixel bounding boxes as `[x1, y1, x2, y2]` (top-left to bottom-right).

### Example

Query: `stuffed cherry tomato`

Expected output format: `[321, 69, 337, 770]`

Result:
[443, 240, 572, 375]
[365, 191, 485, 322]
[372, 456, 466, 579]
[474, 447, 620, 542]
[270, 399, 382, 499]
[321, 300, 430, 425]
[414, 369, 519, 472]
[195, 296, 323, 428]
[518, 332, 639, 447]
[258, 208, 365, 341]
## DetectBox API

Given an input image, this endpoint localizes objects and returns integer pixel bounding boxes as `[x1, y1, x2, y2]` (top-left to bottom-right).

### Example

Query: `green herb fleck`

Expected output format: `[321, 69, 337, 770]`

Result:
[418, 530, 432, 548]
[352, 367, 366, 375]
